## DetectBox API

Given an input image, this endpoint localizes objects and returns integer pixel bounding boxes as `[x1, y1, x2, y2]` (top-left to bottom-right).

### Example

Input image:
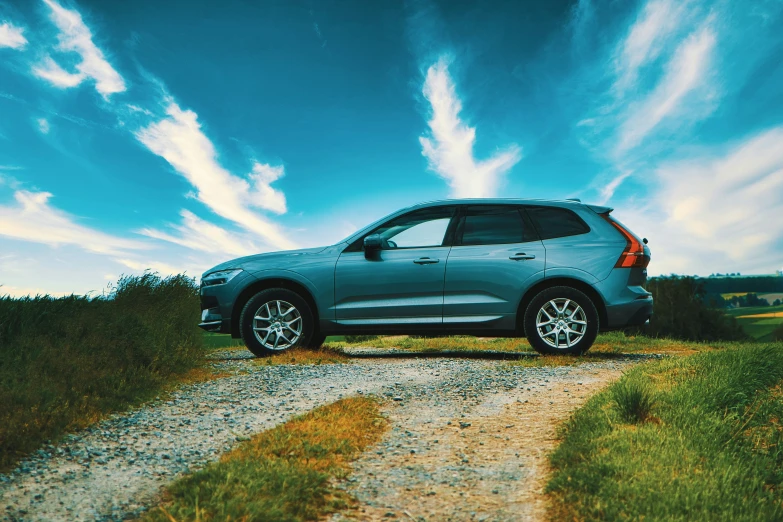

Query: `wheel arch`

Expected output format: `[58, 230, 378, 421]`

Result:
[231, 277, 320, 338]
[516, 277, 608, 335]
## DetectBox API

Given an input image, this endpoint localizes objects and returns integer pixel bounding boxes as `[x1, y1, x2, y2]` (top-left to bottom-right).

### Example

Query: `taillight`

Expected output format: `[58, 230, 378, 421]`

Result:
[600, 214, 650, 269]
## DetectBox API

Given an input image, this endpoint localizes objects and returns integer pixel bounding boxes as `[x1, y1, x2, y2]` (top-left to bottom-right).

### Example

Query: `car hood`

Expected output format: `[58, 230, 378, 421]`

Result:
[202, 246, 331, 276]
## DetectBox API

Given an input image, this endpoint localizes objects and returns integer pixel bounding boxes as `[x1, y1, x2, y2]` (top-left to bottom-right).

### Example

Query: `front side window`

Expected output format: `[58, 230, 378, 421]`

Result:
[456, 205, 533, 246]
[525, 206, 590, 240]
[366, 206, 456, 249]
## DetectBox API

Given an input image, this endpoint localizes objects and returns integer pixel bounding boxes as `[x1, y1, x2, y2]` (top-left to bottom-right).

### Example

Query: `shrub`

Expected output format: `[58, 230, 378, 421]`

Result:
[0, 272, 203, 471]
[638, 276, 747, 342]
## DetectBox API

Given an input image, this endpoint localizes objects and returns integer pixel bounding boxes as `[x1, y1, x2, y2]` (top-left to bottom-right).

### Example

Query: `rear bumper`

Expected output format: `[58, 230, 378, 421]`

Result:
[604, 297, 653, 329]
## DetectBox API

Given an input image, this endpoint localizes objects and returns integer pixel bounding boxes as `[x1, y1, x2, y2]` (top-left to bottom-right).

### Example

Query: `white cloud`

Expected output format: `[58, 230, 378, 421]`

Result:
[136, 101, 296, 250]
[114, 258, 191, 277]
[598, 170, 633, 204]
[36, 118, 50, 134]
[0, 21, 27, 49]
[616, 22, 716, 153]
[247, 163, 287, 214]
[139, 209, 261, 257]
[419, 57, 522, 198]
[32, 56, 84, 88]
[0, 190, 147, 256]
[34, 0, 125, 98]
[616, 127, 783, 275]
[613, 0, 684, 93]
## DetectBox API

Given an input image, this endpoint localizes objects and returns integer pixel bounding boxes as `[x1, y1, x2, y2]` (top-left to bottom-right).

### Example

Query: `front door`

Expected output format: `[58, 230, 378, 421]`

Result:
[335, 206, 457, 325]
[443, 205, 546, 329]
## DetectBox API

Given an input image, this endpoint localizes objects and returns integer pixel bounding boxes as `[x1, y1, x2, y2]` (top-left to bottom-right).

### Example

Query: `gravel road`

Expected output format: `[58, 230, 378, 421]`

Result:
[0, 352, 648, 521]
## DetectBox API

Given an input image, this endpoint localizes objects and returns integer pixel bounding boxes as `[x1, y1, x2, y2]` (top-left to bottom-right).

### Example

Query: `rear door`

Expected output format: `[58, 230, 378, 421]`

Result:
[443, 205, 546, 330]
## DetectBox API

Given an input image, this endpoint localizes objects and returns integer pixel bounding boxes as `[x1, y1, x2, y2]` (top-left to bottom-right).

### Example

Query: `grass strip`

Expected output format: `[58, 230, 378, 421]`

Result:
[142, 396, 387, 522]
[255, 347, 349, 366]
[0, 273, 204, 472]
[547, 341, 783, 521]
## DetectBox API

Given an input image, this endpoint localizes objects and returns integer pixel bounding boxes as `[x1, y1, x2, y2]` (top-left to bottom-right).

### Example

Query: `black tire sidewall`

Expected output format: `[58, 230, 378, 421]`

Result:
[240, 288, 315, 356]
[524, 286, 599, 355]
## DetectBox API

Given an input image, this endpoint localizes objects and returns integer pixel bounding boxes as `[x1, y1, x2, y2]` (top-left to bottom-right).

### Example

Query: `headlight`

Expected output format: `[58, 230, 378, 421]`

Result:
[201, 268, 243, 287]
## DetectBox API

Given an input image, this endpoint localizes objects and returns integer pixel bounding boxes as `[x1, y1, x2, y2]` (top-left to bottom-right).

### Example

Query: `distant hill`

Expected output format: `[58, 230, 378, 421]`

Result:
[699, 275, 783, 294]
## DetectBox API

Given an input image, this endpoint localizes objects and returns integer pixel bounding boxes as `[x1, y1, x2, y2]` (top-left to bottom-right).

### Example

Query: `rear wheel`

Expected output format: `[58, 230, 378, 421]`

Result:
[524, 286, 598, 355]
[240, 288, 315, 357]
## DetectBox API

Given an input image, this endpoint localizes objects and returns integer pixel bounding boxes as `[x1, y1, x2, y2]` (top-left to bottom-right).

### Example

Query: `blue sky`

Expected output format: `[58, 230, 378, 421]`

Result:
[1, 0, 782, 297]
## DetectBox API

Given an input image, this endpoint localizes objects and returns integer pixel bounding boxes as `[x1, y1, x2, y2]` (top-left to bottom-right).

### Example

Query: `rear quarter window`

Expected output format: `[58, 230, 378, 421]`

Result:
[525, 206, 590, 240]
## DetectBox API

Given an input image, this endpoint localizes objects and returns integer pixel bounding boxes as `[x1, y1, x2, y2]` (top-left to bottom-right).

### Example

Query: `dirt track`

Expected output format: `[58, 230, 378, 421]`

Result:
[0, 352, 640, 521]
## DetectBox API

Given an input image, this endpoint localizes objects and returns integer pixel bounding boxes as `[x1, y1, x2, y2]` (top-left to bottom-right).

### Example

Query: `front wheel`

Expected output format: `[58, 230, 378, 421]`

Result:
[524, 286, 599, 355]
[240, 288, 316, 356]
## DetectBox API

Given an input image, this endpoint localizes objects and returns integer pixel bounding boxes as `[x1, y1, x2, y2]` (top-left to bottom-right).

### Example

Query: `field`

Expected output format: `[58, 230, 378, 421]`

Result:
[725, 303, 783, 341]
[548, 341, 783, 521]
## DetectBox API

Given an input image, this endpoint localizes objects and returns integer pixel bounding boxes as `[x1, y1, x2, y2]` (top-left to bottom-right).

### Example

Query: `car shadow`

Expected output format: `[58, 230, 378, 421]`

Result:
[335, 349, 663, 361]
[206, 349, 664, 362]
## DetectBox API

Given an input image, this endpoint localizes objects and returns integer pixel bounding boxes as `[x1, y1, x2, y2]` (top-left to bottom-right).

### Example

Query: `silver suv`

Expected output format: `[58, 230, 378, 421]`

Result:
[199, 199, 652, 355]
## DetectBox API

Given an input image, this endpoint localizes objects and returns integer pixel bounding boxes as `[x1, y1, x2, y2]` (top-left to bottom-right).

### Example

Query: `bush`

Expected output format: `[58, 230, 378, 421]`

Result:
[0, 272, 204, 471]
[638, 276, 747, 342]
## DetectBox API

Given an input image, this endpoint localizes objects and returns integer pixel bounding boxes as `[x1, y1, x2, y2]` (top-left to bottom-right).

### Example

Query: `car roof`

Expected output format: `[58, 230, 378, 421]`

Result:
[407, 198, 585, 210]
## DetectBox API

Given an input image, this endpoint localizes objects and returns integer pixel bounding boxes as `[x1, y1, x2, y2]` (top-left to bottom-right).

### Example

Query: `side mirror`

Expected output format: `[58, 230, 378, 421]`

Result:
[363, 234, 382, 251]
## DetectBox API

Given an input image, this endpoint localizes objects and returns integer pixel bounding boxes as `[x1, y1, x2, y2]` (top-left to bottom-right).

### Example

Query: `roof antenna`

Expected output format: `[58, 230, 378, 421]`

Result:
[566, 198, 581, 202]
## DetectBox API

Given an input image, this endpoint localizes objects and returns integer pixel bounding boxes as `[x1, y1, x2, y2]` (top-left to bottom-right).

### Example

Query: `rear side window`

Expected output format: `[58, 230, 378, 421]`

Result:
[457, 206, 535, 246]
[525, 206, 590, 240]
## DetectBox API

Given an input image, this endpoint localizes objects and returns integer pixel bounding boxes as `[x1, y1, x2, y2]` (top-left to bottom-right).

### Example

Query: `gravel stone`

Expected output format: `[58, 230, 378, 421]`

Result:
[0, 352, 652, 521]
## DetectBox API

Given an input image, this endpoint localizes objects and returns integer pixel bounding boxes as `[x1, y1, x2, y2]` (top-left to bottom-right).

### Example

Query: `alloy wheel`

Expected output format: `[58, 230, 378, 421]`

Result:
[535, 298, 587, 350]
[252, 300, 303, 351]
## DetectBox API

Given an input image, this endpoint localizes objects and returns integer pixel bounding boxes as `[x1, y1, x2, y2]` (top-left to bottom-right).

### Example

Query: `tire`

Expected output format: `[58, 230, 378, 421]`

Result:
[524, 286, 599, 355]
[304, 333, 327, 350]
[240, 288, 315, 357]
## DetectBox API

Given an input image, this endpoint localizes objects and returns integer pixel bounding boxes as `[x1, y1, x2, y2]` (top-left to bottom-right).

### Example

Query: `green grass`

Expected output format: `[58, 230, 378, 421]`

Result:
[142, 396, 387, 522]
[201, 331, 245, 350]
[724, 304, 783, 341]
[724, 304, 783, 317]
[0, 273, 205, 472]
[547, 341, 783, 521]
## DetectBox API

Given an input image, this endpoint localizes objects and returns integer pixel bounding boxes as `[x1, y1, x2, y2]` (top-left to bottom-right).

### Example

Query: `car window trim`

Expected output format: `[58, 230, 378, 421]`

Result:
[453, 204, 538, 247]
[522, 205, 591, 241]
[343, 205, 460, 253]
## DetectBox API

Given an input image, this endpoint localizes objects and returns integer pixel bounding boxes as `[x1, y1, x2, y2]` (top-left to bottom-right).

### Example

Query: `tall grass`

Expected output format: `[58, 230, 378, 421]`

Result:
[0, 273, 204, 471]
[547, 342, 783, 521]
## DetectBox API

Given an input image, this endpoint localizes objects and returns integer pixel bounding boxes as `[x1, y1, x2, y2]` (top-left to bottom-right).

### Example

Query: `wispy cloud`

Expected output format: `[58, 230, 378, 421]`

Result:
[613, 0, 684, 94]
[33, 0, 125, 98]
[32, 56, 84, 88]
[618, 126, 783, 274]
[136, 101, 296, 250]
[139, 209, 260, 257]
[616, 21, 716, 153]
[419, 57, 522, 198]
[0, 190, 147, 256]
[36, 117, 50, 134]
[597, 170, 633, 204]
[0, 21, 27, 49]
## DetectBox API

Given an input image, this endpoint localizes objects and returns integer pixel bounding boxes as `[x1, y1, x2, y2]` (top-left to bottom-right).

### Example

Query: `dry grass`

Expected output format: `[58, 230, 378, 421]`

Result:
[142, 396, 388, 522]
[326, 335, 530, 353]
[255, 347, 350, 366]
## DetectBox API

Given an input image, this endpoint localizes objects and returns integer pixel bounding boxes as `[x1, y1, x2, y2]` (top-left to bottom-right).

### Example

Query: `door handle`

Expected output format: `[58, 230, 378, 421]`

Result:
[413, 257, 440, 264]
[509, 253, 535, 261]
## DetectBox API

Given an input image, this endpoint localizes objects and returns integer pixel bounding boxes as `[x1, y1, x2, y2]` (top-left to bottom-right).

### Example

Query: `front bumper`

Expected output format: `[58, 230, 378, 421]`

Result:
[197, 271, 252, 335]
